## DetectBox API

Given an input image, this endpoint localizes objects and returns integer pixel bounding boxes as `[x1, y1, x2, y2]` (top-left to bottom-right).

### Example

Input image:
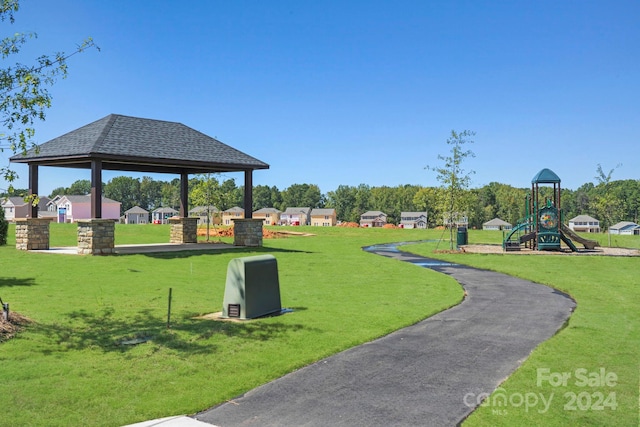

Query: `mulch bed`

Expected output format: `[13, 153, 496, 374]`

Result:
[0, 312, 32, 342]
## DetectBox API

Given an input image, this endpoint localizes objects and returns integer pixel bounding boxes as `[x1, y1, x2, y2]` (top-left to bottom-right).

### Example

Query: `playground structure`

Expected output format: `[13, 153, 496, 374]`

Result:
[503, 168, 599, 252]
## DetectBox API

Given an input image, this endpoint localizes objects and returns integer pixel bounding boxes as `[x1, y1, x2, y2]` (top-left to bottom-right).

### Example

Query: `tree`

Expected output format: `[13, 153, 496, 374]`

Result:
[104, 176, 140, 213]
[190, 173, 230, 241]
[252, 185, 273, 211]
[593, 164, 622, 246]
[67, 179, 92, 195]
[428, 130, 476, 249]
[48, 186, 66, 198]
[282, 183, 324, 209]
[0, 1, 98, 188]
[139, 176, 163, 210]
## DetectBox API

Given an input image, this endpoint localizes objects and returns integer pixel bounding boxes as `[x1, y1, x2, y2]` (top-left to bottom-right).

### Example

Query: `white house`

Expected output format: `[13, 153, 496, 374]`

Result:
[482, 218, 512, 231]
[1, 196, 50, 221]
[48, 195, 121, 223]
[360, 211, 387, 228]
[152, 207, 178, 224]
[280, 207, 311, 226]
[608, 221, 640, 235]
[400, 212, 428, 229]
[568, 215, 600, 233]
[124, 206, 149, 224]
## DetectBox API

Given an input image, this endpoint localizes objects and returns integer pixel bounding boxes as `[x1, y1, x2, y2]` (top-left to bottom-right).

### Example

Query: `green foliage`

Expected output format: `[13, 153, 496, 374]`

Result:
[104, 176, 140, 213]
[428, 130, 476, 248]
[0, 201, 7, 245]
[0, 1, 98, 184]
[281, 183, 324, 209]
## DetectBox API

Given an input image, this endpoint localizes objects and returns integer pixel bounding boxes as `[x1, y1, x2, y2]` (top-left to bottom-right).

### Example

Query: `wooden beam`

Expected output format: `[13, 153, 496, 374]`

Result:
[179, 171, 188, 217]
[244, 170, 253, 218]
[91, 159, 103, 218]
[28, 163, 38, 218]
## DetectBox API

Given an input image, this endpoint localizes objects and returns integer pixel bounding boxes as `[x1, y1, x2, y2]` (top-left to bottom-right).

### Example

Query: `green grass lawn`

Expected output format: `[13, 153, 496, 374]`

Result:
[0, 224, 461, 426]
[1, 224, 637, 426]
[404, 235, 639, 426]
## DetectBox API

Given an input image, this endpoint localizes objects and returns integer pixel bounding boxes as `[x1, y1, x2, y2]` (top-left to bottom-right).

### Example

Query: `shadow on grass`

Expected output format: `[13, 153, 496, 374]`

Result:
[0, 277, 36, 287]
[122, 246, 314, 260]
[35, 306, 314, 354]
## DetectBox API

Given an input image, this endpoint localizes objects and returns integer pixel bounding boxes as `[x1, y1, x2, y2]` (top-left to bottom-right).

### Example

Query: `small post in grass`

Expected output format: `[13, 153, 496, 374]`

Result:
[167, 288, 172, 329]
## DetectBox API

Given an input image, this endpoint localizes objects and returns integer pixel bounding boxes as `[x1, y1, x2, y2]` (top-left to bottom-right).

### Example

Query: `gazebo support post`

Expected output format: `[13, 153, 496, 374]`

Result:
[169, 171, 198, 243]
[91, 159, 103, 219]
[74, 158, 115, 255]
[15, 163, 51, 251]
[233, 170, 263, 247]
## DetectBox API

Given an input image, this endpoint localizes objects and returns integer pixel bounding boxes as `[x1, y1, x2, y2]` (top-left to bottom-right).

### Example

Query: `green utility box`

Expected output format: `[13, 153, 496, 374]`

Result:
[222, 254, 281, 319]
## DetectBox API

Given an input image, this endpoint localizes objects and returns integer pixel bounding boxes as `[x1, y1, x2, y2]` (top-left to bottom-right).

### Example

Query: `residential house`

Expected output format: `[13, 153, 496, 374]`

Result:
[482, 218, 512, 231]
[222, 207, 245, 225]
[253, 207, 281, 225]
[568, 215, 600, 233]
[124, 206, 149, 224]
[280, 207, 311, 226]
[152, 207, 178, 224]
[443, 213, 468, 228]
[608, 221, 640, 235]
[360, 211, 387, 228]
[189, 205, 219, 226]
[310, 208, 337, 227]
[1, 196, 50, 221]
[400, 212, 428, 229]
[48, 195, 121, 223]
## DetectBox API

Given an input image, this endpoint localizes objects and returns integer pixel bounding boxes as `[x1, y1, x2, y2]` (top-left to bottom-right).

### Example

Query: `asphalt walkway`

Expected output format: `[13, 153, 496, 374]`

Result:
[129, 243, 576, 427]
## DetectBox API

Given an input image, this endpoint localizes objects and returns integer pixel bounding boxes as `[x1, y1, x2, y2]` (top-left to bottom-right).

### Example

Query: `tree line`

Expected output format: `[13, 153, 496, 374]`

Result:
[3, 175, 639, 230]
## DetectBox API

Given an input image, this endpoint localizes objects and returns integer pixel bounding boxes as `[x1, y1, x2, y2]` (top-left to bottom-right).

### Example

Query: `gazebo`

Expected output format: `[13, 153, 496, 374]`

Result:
[10, 114, 269, 254]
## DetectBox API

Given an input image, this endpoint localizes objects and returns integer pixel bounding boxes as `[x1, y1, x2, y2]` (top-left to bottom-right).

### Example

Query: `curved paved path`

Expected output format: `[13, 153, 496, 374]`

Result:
[195, 244, 575, 426]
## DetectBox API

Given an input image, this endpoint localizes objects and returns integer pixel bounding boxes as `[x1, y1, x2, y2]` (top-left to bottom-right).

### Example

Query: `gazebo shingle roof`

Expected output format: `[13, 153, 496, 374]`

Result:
[10, 114, 269, 174]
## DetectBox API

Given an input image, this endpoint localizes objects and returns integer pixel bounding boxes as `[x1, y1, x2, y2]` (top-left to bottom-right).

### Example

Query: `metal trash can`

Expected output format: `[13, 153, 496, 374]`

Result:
[456, 227, 468, 246]
[222, 255, 281, 319]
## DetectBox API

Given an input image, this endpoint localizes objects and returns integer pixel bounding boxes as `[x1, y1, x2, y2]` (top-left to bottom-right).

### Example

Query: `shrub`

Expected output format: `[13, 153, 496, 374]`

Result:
[0, 205, 8, 245]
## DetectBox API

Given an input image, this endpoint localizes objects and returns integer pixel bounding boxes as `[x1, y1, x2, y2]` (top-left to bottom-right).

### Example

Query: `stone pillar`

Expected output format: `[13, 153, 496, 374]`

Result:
[233, 218, 263, 247]
[15, 218, 51, 250]
[169, 217, 198, 243]
[77, 219, 116, 255]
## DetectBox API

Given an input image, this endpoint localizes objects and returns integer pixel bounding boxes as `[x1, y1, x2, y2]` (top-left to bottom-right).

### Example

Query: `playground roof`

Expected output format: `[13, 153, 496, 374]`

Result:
[531, 168, 561, 184]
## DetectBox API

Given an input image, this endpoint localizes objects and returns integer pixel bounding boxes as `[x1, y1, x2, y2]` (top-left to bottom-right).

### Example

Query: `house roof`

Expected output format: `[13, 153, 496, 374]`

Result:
[569, 214, 599, 222]
[1, 196, 27, 207]
[531, 168, 561, 184]
[609, 221, 639, 230]
[401, 212, 428, 217]
[483, 218, 512, 227]
[310, 208, 335, 216]
[361, 211, 386, 217]
[282, 207, 310, 214]
[10, 114, 269, 174]
[189, 205, 218, 213]
[254, 207, 281, 214]
[124, 206, 149, 214]
[153, 207, 178, 213]
[223, 206, 244, 213]
[57, 195, 120, 204]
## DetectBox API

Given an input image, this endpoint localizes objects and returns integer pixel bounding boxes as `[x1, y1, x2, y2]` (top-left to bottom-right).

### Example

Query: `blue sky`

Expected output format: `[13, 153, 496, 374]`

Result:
[1, 0, 638, 195]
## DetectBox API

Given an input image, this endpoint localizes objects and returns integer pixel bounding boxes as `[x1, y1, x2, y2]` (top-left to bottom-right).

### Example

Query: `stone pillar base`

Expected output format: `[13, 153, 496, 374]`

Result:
[169, 217, 198, 243]
[77, 219, 116, 255]
[233, 219, 263, 247]
[15, 218, 52, 250]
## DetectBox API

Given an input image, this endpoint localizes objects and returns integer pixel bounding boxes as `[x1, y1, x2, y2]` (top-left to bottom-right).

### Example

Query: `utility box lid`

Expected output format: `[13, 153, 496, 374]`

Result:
[222, 254, 281, 319]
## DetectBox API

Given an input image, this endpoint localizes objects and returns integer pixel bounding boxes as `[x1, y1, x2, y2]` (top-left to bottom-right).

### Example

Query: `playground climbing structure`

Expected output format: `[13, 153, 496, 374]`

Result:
[503, 168, 598, 252]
